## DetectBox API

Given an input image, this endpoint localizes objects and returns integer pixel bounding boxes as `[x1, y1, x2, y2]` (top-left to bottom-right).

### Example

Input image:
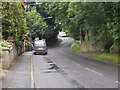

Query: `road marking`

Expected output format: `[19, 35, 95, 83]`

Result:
[85, 68, 103, 76]
[30, 52, 35, 88]
[116, 81, 120, 84]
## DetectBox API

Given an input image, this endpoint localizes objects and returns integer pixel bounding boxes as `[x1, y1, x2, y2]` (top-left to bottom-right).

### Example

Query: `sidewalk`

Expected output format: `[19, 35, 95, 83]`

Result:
[0, 79, 1, 90]
[2, 52, 32, 88]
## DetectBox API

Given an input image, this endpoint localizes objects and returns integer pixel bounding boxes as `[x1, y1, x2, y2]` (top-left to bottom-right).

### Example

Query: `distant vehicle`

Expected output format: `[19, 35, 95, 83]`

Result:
[33, 39, 47, 55]
[34, 37, 39, 41]
[58, 32, 67, 37]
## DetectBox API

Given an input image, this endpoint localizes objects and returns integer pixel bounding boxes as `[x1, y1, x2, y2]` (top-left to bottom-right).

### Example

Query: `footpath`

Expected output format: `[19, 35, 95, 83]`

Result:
[0, 79, 1, 90]
[2, 52, 32, 88]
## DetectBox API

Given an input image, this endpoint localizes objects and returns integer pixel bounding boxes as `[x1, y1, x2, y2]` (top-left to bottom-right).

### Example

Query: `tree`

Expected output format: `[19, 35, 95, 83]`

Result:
[26, 7, 47, 40]
[26, 4, 60, 45]
[27, 2, 119, 52]
[2, 2, 27, 47]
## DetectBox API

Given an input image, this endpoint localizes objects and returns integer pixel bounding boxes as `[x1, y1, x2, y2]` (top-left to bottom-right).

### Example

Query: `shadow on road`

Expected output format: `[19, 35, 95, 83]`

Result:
[47, 38, 62, 49]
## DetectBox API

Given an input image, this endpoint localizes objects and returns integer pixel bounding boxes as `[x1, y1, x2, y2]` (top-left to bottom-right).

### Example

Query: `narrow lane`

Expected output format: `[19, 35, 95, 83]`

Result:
[44, 37, 118, 88]
[2, 37, 118, 88]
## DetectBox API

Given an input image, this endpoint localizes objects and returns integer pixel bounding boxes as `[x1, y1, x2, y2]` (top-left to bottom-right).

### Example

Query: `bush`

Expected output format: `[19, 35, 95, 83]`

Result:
[0, 33, 2, 41]
[70, 40, 81, 53]
[110, 42, 119, 53]
[1, 40, 12, 50]
[0, 45, 2, 56]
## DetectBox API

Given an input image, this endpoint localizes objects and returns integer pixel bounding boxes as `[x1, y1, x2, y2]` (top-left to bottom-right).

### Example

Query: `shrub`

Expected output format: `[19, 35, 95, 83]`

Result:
[1, 40, 12, 50]
[70, 40, 81, 53]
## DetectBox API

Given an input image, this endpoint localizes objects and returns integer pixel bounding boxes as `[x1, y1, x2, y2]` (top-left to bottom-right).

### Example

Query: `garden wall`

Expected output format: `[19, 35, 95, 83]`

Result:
[1, 44, 24, 70]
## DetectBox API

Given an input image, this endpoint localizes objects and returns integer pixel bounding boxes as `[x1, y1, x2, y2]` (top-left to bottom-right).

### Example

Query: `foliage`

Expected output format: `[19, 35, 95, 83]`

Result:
[2, 2, 118, 53]
[91, 52, 119, 64]
[0, 32, 2, 41]
[26, 7, 47, 40]
[26, 6, 58, 44]
[70, 40, 82, 53]
[2, 2, 27, 47]
[1, 40, 12, 50]
[38, 2, 119, 53]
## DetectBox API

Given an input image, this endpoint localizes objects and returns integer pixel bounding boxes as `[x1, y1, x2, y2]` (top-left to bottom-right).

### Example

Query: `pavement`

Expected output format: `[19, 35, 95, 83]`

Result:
[0, 79, 1, 90]
[2, 52, 32, 88]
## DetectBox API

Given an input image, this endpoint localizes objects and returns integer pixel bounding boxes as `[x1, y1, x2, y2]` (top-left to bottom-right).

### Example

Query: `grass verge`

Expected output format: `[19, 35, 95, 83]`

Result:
[90, 52, 119, 64]
[70, 41, 119, 64]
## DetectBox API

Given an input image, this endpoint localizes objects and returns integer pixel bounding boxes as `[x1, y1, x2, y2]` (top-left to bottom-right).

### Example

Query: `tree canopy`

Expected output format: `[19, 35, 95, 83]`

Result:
[2, 2, 119, 53]
[26, 6, 59, 45]
[26, 7, 47, 40]
[35, 2, 119, 53]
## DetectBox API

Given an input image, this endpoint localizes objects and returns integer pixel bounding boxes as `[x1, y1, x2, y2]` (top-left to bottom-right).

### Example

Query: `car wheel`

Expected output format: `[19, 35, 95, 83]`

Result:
[45, 52, 47, 55]
[34, 52, 36, 55]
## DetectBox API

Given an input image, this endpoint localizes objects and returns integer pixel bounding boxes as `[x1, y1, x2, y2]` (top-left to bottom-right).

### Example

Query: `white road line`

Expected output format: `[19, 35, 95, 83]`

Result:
[116, 81, 120, 84]
[85, 68, 103, 76]
[30, 53, 35, 88]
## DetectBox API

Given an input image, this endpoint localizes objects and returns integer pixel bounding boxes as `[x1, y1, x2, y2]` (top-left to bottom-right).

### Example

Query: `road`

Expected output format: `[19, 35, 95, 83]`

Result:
[32, 37, 119, 88]
[2, 37, 119, 89]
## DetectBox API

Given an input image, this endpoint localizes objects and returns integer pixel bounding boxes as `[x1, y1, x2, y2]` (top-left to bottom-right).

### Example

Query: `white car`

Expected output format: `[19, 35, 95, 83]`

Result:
[58, 32, 67, 37]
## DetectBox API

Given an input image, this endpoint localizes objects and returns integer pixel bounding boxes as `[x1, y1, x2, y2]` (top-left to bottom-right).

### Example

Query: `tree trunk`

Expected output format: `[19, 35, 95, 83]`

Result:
[80, 28, 82, 45]
[87, 30, 90, 41]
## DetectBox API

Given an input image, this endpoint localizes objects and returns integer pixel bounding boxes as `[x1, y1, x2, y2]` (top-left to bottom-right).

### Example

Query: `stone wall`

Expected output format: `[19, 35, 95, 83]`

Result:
[0, 59, 1, 88]
[0, 45, 2, 79]
[1, 50, 11, 69]
[80, 43, 104, 52]
[1, 44, 24, 70]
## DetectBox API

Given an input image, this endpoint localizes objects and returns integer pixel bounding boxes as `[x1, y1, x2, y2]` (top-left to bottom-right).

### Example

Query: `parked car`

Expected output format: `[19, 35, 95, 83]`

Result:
[58, 32, 67, 37]
[33, 39, 47, 55]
